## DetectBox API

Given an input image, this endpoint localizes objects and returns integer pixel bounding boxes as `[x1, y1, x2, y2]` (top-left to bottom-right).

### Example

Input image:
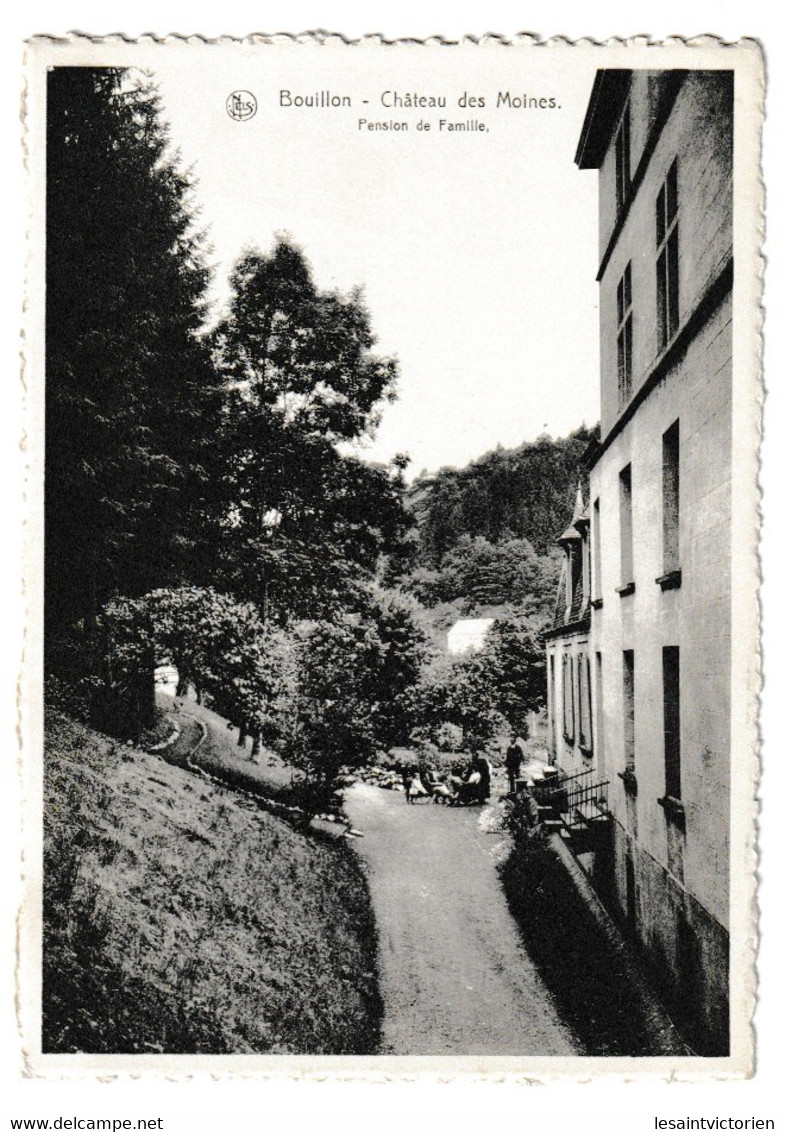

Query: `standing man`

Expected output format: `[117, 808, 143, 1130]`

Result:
[504, 740, 524, 795]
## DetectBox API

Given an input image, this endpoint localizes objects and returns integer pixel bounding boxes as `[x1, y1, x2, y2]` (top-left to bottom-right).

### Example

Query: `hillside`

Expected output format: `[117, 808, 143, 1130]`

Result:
[390, 425, 597, 626]
[43, 709, 381, 1054]
[406, 425, 597, 566]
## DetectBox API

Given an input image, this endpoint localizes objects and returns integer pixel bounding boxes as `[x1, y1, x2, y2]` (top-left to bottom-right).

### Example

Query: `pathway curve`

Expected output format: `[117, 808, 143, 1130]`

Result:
[343, 783, 581, 1056]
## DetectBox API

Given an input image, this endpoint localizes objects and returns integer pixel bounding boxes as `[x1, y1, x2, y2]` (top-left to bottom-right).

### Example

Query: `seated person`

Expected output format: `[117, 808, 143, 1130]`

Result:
[405, 770, 429, 803]
[452, 763, 483, 804]
[420, 765, 446, 794]
[476, 754, 492, 801]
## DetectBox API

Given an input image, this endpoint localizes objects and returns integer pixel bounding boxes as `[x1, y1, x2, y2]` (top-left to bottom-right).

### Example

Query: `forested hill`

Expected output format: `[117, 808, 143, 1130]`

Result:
[407, 424, 599, 567]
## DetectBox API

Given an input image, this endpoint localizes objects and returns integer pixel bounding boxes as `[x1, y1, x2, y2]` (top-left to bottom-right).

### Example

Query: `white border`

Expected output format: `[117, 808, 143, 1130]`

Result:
[4, 2, 782, 1125]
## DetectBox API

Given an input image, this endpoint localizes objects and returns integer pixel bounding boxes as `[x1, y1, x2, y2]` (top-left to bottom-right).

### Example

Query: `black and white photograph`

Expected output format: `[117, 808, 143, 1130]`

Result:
[17, 32, 764, 1088]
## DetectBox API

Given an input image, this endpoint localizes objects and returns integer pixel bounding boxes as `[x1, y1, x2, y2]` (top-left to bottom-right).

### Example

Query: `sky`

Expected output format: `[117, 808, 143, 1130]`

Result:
[151, 45, 601, 478]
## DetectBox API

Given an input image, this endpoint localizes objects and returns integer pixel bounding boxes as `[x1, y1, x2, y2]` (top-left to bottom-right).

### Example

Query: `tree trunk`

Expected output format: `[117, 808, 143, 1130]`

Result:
[237, 724, 247, 748]
[251, 733, 261, 760]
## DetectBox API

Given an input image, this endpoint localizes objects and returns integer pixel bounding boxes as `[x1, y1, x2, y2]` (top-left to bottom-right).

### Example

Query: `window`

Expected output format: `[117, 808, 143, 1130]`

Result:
[578, 653, 593, 752]
[595, 652, 605, 775]
[622, 650, 635, 772]
[592, 497, 602, 600]
[618, 463, 634, 590]
[549, 654, 556, 752]
[569, 543, 582, 616]
[662, 646, 681, 799]
[656, 158, 680, 351]
[615, 102, 631, 214]
[662, 420, 680, 573]
[616, 261, 633, 408]
[563, 655, 574, 743]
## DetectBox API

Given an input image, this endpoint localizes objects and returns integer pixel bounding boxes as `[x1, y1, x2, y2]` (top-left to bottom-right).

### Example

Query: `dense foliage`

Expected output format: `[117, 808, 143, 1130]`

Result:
[46, 68, 218, 658]
[207, 238, 412, 622]
[45, 70, 414, 740]
[404, 426, 596, 567]
[280, 588, 433, 780]
[399, 533, 560, 620]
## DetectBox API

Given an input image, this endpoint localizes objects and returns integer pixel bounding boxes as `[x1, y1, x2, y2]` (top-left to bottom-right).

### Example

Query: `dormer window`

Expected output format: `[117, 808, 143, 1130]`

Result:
[569, 542, 582, 614]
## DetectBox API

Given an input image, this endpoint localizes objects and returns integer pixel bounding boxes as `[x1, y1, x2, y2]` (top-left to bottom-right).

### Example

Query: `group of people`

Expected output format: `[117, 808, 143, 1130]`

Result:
[404, 758, 491, 805]
[403, 740, 527, 807]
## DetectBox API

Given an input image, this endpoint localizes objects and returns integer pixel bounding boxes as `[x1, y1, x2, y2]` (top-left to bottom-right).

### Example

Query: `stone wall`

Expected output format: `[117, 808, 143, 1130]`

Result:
[608, 819, 730, 1055]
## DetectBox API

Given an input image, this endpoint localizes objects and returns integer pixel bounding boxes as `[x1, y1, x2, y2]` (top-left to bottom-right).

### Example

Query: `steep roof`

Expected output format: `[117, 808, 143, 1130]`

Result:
[550, 485, 591, 634]
[575, 69, 632, 169]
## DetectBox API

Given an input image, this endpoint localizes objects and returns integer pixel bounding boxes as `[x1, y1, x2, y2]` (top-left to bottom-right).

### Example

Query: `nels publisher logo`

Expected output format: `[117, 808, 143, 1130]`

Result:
[226, 90, 257, 122]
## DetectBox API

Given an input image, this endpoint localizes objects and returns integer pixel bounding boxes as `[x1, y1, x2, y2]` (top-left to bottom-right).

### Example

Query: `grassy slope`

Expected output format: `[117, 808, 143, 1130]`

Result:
[43, 709, 381, 1055]
[172, 696, 297, 792]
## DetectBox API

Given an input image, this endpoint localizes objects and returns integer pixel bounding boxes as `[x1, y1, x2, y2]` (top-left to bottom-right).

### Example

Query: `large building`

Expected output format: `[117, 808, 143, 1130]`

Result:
[546, 69, 733, 1055]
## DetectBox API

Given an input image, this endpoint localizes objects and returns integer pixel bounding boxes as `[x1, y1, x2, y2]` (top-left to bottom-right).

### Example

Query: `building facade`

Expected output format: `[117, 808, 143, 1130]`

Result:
[546, 70, 732, 1055]
[543, 489, 595, 781]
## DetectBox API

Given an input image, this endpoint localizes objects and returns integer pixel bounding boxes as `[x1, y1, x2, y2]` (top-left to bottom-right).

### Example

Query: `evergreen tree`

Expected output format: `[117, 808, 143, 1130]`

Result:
[45, 67, 217, 668]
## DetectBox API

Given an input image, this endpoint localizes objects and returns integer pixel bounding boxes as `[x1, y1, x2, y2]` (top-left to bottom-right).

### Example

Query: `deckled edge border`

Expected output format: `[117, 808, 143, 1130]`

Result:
[17, 31, 766, 1086]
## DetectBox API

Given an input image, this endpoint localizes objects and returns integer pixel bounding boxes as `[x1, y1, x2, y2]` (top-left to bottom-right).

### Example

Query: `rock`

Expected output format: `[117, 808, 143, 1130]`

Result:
[308, 817, 347, 840]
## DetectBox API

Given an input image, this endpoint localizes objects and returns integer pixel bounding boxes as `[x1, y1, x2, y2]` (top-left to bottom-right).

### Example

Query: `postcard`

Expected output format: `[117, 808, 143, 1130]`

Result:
[21, 34, 763, 1080]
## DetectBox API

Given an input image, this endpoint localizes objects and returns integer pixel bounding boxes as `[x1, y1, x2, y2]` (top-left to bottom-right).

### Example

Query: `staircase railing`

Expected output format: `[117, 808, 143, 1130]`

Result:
[532, 769, 610, 824]
[564, 775, 610, 819]
[531, 767, 594, 808]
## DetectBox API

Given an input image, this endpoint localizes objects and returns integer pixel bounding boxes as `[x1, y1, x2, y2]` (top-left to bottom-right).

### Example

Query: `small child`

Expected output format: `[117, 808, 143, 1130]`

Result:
[405, 771, 429, 804]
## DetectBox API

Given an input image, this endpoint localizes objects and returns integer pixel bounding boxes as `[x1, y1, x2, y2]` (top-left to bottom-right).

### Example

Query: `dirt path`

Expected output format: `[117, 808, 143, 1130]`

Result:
[343, 783, 581, 1056]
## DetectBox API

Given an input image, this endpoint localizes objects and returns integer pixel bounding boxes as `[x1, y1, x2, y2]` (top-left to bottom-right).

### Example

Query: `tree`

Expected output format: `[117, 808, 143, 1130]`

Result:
[93, 587, 289, 747]
[404, 652, 506, 754]
[209, 238, 411, 621]
[401, 534, 559, 615]
[358, 587, 434, 748]
[478, 609, 549, 738]
[277, 587, 432, 781]
[280, 615, 385, 783]
[45, 68, 217, 669]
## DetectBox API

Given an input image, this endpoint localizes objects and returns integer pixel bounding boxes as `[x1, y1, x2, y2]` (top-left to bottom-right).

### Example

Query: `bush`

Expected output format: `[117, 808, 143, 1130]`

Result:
[435, 721, 462, 752]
